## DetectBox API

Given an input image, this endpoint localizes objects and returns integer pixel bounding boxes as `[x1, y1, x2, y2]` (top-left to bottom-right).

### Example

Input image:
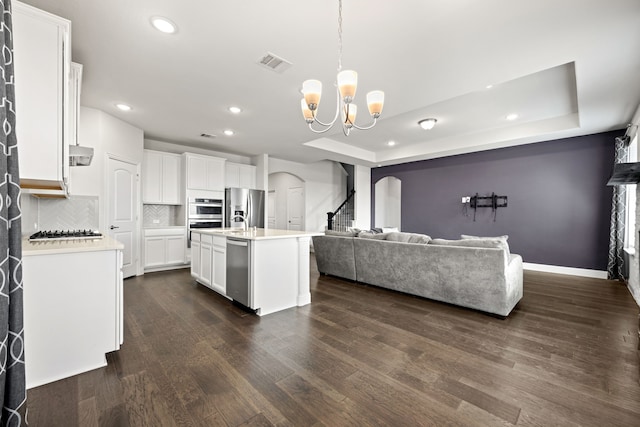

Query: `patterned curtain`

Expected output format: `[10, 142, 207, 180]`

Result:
[0, 0, 27, 425]
[607, 138, 629, 280]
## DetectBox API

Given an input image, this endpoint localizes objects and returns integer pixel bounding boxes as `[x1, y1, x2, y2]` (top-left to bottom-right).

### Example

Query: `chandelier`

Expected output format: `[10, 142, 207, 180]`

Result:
[300, 0, 384, 136]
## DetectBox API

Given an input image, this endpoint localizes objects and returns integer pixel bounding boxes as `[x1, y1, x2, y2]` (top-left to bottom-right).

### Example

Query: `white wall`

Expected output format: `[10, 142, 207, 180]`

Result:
[269, 158, 346, 232]
[353, 165, 371, 230]
[73, 107, 144, 230]
[269, 172, 304, 230]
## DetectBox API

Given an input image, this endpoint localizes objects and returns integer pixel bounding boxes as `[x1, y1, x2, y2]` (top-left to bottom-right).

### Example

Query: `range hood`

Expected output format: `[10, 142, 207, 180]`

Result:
[69, 144, 94, 166]
[607, 162, 640, 186]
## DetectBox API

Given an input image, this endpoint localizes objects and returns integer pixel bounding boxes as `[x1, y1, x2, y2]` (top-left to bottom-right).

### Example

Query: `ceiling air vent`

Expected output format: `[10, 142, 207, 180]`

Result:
[200, 133, 216, 139]
[258, 52, 292, 73]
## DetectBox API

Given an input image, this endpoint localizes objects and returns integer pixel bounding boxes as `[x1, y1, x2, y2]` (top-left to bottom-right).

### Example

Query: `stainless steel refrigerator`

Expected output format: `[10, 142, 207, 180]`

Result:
[225, 188, 265, 228]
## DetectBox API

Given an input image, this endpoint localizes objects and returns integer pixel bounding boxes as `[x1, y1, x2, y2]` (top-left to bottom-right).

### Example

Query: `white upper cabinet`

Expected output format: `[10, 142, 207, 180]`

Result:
[184, 153, 226, 192]
[142, 150, 182, 204]
[225, 162, 256, 189]
[14, 1, 71, 195]
[68, 62, 82, 149]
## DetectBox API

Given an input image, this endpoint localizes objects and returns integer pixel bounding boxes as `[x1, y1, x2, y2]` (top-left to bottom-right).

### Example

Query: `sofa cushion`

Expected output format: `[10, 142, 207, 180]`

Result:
[325, 229, 357, 237]
[460, 234, 510, 257]
[312, 235, 357, 280]
[386, 232, 431, 244]
[408, 234, 432, 244]
[430, 238, 510, 259]
[359, 232, 390, 240]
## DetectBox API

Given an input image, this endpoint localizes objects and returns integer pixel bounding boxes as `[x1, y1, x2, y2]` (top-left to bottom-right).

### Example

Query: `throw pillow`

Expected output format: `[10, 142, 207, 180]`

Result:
[461, 234, 508, 241]
[386, 232, 413, 243]
[408, 234, 431, 244]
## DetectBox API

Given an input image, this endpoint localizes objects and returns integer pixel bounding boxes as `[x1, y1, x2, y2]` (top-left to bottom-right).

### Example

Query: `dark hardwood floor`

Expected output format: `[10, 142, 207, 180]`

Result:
[28, 256, 640, 426]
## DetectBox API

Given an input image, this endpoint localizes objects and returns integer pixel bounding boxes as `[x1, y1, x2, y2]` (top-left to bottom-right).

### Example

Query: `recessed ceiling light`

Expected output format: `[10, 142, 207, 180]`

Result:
[387, 140, 396, 146]
[115, 103, 132, 111]
[223, 129, 234, 136]
[228, 106, 242, 114]
[506, 113, 519, 121]
[418, 118, 437, 130]
[486, 84, 493, 89]
[150, 16, 177, 34]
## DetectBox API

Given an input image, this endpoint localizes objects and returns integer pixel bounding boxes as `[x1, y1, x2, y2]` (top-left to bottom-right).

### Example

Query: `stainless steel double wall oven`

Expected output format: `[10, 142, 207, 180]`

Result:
[187, 197, 222, 246]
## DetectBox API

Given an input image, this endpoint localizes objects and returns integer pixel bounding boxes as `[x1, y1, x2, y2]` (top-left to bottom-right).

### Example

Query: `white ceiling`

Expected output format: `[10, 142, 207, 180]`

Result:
[19, 0, 640, 167]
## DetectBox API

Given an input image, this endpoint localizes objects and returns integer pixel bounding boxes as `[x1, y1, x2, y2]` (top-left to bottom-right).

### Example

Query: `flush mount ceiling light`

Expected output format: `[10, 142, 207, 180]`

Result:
[300, 0, 384, 136]
[418, 118, 437, 130]
[223, 129, 234, 136]
[115, 103, 132, 112]
[150, 16, 177, 34]
[387, 140, 396, 146]
[506, 113, 519, 121]
[228, 106, 242, 114]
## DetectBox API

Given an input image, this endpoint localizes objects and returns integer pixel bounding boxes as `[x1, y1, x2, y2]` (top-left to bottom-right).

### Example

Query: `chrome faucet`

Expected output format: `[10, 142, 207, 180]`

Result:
[230, 214, 248, 231]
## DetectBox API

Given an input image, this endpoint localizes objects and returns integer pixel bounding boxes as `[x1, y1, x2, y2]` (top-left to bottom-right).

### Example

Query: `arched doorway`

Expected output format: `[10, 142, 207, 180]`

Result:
[268, 172, 305, 230]
[374, 176, 401, 230]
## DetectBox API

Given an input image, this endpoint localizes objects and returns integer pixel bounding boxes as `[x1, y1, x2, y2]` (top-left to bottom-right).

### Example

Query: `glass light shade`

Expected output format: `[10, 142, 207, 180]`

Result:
[337, 70, 358, 101]
[302, 80, 322, 110]
[342, 104, 357, 126]
[367, 91, 384, 117]
[300, 99, 314, 122]
[418, 118, 437, 130]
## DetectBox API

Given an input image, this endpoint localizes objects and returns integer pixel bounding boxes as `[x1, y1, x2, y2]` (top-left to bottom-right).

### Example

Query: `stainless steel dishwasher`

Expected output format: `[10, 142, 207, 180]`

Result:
[226, 238, 251, 308]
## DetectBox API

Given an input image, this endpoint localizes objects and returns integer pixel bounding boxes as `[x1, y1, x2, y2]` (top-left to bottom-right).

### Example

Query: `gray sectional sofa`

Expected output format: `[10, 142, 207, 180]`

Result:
[312, 231, 523, 317]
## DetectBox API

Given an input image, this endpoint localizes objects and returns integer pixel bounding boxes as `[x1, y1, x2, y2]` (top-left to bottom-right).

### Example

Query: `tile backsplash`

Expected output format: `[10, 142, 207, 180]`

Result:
[21, 195, 99, 235]
[143, 204, 183, 227]
[38, 196, 99, 231]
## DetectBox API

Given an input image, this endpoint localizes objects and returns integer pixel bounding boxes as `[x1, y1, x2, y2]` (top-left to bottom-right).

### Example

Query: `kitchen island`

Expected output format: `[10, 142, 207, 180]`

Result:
[22, 236, 124, 389]
[190, 228, 320, 316]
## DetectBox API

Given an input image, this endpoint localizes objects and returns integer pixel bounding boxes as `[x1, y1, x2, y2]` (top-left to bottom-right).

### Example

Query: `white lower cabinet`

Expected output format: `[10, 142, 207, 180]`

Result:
[144, 228, 186, 270]
[190, 236, 201, 281]
[190, 232, 226, 296]
[23, 247, 122, 389]
[200, 234, 213, 287]
[212, 236, 227, 295]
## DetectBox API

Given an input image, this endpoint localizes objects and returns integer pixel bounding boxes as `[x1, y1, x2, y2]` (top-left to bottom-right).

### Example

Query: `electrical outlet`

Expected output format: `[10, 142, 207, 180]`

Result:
[461, 197, 466, 203]
[461, 196, 471, 203]
[152, 219, 160, 224]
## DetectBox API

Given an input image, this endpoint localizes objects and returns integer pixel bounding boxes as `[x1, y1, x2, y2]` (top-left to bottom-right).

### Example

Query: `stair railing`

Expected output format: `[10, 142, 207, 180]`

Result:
[327, 190, 356, 231]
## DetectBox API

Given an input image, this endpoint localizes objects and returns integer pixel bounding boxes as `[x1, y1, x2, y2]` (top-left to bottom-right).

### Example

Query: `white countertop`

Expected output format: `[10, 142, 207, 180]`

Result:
[23, 235, 124, 256]
[192, 228, 321, 241]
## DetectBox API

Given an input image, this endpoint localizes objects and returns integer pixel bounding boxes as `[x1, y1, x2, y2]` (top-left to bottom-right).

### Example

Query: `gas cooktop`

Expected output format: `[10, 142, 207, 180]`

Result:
[29, 230, 104, 242]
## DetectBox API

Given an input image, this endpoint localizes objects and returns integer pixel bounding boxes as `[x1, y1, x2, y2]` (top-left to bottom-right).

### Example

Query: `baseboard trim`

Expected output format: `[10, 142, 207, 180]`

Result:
[523, 262, 608, 279]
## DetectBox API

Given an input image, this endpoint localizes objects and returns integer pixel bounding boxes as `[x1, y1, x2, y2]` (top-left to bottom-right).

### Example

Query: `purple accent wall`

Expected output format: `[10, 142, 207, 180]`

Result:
[371, 131, 618, 270]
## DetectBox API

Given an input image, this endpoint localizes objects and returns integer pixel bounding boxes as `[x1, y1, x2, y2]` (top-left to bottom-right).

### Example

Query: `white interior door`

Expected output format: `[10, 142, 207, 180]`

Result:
[107, 157, 138, 278]
[268, 190, 276, 229]
[287, 187, 304, 231]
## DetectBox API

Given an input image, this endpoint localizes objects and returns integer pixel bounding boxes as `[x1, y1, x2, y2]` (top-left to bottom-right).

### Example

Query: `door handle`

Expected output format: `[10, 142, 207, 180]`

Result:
[110, 225, 120, 230]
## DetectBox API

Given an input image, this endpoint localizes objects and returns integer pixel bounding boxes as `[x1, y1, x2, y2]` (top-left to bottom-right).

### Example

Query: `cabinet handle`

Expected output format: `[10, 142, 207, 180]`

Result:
[110, 225, 120, 230]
